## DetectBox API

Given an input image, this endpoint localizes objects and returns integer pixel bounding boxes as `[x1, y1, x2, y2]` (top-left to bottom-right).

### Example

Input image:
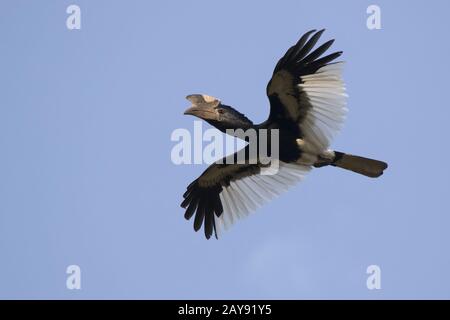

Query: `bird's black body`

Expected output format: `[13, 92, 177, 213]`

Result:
[181, 30, 388, 239]
[258, 95, 304, 162]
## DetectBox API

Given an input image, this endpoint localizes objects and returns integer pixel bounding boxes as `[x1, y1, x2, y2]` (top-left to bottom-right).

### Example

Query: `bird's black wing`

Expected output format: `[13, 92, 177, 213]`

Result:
[181, 146, 311, 239]
[266, 29, 348, 153]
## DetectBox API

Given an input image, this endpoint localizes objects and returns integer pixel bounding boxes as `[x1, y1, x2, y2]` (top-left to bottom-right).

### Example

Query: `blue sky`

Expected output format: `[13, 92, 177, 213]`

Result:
[1, 0, 449, 299]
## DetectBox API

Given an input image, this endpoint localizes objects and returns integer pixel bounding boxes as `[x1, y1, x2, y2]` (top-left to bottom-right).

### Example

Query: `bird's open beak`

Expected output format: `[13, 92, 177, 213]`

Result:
[184, 105, 218, 121]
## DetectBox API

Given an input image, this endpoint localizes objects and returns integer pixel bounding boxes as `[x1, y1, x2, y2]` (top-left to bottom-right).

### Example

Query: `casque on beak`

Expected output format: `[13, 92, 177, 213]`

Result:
[184, 105, 218, 121]
[184, 94, 221, 121]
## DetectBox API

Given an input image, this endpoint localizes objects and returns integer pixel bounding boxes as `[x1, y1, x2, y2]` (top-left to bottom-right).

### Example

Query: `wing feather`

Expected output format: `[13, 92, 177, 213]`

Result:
[181, 147, 311, 239]
[267, 30, 348, 153]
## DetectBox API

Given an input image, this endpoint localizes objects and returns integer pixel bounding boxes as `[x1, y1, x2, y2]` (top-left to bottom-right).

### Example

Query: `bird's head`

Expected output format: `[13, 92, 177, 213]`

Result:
[184, 94, 253, 132]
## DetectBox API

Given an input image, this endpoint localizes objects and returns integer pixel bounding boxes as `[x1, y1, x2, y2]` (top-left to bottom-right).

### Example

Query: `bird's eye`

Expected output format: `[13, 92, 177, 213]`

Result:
[217, 109, 224, 114]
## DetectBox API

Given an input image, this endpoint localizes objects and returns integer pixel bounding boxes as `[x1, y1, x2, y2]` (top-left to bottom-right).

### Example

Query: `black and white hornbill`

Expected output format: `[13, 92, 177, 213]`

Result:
[181, 29, 388, 239]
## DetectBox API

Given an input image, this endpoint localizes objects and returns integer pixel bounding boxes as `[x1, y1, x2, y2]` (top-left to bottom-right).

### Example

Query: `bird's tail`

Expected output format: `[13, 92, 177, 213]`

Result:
[328, 151, 388, 178]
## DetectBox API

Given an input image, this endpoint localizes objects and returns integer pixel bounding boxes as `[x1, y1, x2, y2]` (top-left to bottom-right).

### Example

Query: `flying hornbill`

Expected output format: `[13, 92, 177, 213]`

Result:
[181, 29, 388, 239]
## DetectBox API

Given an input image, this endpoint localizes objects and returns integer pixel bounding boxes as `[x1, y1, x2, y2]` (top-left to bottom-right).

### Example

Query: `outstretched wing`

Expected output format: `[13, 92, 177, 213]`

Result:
[181, 147, 311, 239]
[267, 29, 348, 153]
